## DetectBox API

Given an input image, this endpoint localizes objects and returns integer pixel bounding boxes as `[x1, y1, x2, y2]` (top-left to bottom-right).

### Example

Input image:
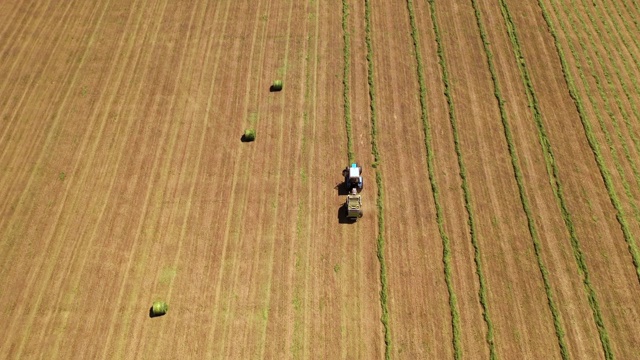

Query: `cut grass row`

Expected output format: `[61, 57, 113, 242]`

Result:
[555, 0, 640, 204]
[426, 1, 496, 358]
[596, 0, 640, 78]
[342, 0, 354, 164]
[580, 0, 640, 155]
[616, 0, 640, 33]
[547, 0, 640, 286]
[551, 0, 640, 257]
[469, 1, 569, 358]
[337, 0, 357, 355]
[363, 0, 390, 357]
[589, 3, 640, 127]
[528, 0, 615, 357]
[405, 0, 461, 358]
[625, 0, 640, 19]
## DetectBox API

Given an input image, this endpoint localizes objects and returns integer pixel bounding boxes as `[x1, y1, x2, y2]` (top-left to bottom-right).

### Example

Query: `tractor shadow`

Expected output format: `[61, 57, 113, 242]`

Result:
[335, 182, 350, 196]
[149, 307, 166, 318]
[337, 203, 356, 224]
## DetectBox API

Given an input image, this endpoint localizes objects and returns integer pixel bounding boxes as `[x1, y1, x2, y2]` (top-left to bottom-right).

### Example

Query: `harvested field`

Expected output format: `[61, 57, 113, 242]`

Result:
[1, 0, 640, 358]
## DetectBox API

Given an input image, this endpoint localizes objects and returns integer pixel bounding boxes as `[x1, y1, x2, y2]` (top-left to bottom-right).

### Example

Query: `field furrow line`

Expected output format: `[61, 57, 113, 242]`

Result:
[338, 0, 360, 357]
[0, 1, 43, 56]
[217, 0, 272, 348]
[580, 0, 640, 127]
[0, 1, 107, 274]
[617, 0, 640, 32]
[363, 0, 390, 357]
[235, 3, 282, 356]
[291, 0, 320, 356]
[26, 8, 152, 358]
[471, 0, 569, 358]
[405, 0, 461, 357]
[0, 0, 49, 94]
[198, 0, 276, 354]
[143, 0, 203, 310]
[114, 2, 230, 358]
[0, 0, 76, 166]
[0, 0, 59, 145]
[103, 3, 197, 358]
[219, 10, 274, 322]
[343, 0, 354, 164]
[0, 1, 28, 52]
[0, 0, 79, 227]
[507, 0, 614, 357]
[627, 0, 640, 14]
[2, 0, 106, 332]
[302, 1, 319, 354]
[147, 6, 211, 355]
[580, 0, 640, 156]
[594, 0, 640, 75]
[6, 0, 640, 357]
[257, 0, 298, 356]
[1, 1, 119, 357]
[39, 0, 155, 356]
[574, 0, 640, 163]
[0, 0, 61, 145]
[427, 1, 496, 358]
[0, 0, 82, 232]
[203, 0, 273, 356]
[544, 0, 640, 288]
[577, 2, 640, 131]
[95, 1, 193, 358]
[198, 1, 264, 355]
[583, 0, 640, 100]
[608, 0, 640, 52]
[345, 0, 383, 356]
[338, 0, 355, 358]
[553, 0, 640, 232]
[551, 2, 640, 207]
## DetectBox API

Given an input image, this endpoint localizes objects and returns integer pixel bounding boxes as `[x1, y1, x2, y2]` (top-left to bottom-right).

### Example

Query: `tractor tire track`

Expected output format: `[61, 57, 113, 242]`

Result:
[0, 0, 73, 159]
[0, 0, 100, 258]
[195, 1, 272, 357]
[34, 0, 154, 356]
[106, 1, 231, 358]
[551, 0, 640, 269]
[11, 1, 161, 358]
[0, 2, 114, 357]
[471, 0, 569, 357]
[212, 0, 276, 356]
[475, 0, 603, 357]
[289, 0, 320, 356]
[258, 1, 304, 357]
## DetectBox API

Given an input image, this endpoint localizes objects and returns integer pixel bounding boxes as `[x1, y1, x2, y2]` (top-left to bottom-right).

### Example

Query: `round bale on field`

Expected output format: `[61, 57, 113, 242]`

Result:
[242, 128, 256, 142]
[151, 301, 168, 317]
[270, 80, 283, 92]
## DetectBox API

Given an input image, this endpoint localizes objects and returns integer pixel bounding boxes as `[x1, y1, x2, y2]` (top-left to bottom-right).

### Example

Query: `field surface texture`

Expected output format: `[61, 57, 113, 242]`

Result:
[1, 0, 639, 358]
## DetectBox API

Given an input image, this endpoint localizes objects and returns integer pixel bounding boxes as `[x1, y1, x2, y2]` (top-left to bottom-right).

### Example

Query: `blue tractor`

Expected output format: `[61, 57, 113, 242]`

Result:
[343, 163, 363, 193]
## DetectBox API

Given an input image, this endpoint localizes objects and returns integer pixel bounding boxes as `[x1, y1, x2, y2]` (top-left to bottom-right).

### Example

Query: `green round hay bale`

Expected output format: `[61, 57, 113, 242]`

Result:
[271, 80, 283, 91]
[152, 301, 168, 316]
[243, 128, 256, 142]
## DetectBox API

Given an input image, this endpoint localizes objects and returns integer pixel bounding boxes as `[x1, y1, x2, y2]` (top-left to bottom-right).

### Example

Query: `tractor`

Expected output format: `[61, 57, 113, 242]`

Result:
[343, 163, 363, 193]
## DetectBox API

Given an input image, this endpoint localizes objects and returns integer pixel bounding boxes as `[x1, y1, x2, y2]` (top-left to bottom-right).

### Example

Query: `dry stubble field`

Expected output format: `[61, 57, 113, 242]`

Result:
[1, 0, 640, 359]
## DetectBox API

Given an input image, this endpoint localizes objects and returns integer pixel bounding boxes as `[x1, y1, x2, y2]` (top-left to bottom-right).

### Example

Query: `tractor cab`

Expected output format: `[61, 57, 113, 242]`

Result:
[343, 163, 363, 192]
